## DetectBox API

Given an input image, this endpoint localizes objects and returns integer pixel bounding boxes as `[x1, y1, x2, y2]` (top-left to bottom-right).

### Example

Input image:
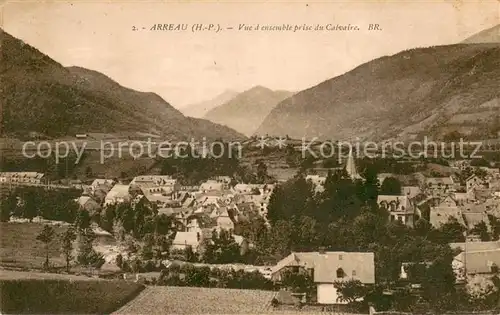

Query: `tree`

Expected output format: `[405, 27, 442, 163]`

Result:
[256, 160, 268, 184]
[488, 214, 500, 241]
[116, 253, 124, 270]
[421, 258, 457, 311]
[281, 269, 315, 295]
[75, 209, 91, 230]
[202, 229, 241, 264]
[380, 177, 402, 195]
[433, 217, 466, 243]
[60, 226, 76, 272]
[467, 275, 499, 310]
[471, 221, 491, 242]
[0, 192, 17, 222]
[22, 189, 39, 221]
[85, 166, 93, 178]
[334, 279, 368, 304]
[76, 228, 105, 269]
[36, 224, 55, 269]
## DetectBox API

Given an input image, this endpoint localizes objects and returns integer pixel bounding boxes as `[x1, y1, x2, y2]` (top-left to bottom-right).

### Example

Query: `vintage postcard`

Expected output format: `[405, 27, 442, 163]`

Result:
[0, 1, 499, 314]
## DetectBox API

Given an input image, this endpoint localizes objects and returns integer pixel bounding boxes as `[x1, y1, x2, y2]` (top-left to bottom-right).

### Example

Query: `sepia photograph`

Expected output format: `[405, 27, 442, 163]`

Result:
[0, 1, 499, 314]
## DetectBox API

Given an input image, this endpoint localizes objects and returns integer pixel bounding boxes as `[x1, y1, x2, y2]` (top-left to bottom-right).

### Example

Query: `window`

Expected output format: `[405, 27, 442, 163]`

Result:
[336, 268, 345, 278]
[352, 270, 356, 277]
[339, 254, 343, 260]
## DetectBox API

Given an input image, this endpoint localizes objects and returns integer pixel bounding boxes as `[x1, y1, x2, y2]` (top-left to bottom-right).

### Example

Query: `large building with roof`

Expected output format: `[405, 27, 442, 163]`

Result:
[271, 251, 375, 304]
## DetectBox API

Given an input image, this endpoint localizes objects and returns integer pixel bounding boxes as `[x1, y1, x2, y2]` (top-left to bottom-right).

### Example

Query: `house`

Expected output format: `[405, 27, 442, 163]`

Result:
[462, 211, 491, 231]
[74, 196, 101, 213]
[449, 240, 500, 252]
[130, 175, 180, 192]
[429, 195, 466, 228]
[233, 184, 255, 194]
[377, 195, 415, 226]
[216, 208, 235, 232]
[429, 209, 465, 228]
[212, 176, 232, 189]
[466, 175, 485, 192]
[171, 231, 202, 252]
[104, 184, 130, 206]
[271, 251, 375, 304]
[199, 180, 225, 193]
[91, 179, 115, 190]
[306, 175, 326, 193]
[0, 172, 45, 184]
[402, 186, 421, 199]
[454, 191, 474, 203]
[425, 177, 455, 196]
[452, 249, 500, 282]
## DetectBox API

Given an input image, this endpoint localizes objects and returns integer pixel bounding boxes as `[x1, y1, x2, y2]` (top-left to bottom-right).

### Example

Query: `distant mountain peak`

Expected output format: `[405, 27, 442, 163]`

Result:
[181, 89, 239, 118]
[203, 87, 293, 136]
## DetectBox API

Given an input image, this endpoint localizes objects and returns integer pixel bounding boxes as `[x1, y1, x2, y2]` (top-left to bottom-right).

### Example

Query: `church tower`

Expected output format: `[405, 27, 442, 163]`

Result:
[345, 149, 363, 180]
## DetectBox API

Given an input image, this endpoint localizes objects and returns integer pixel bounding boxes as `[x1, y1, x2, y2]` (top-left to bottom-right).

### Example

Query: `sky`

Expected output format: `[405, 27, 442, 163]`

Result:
[2, 1, 499, 108]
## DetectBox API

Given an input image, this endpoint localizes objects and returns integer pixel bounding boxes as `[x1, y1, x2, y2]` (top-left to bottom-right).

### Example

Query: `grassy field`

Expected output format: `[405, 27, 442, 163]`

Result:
[115, 286, 276, 314]
[0, 277, 144, 314]
[0, 222, 69, 269]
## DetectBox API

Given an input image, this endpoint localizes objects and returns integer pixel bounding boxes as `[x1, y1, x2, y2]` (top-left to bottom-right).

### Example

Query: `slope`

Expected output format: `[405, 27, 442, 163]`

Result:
[204, 86, 293, 136]
[462, 24, 500, 44]
[0, 29, 244, 141]
[181, 90, 239, 118]
[256, 43, 500, 141]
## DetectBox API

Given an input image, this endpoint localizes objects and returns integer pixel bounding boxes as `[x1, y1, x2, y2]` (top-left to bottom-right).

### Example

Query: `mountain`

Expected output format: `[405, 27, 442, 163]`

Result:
[0, 29, 245, 140]
[256, 43, 500, 141]
[181, 90, 239, 118]
[462, 24, 500, 44]
[203, 86, 293, 136]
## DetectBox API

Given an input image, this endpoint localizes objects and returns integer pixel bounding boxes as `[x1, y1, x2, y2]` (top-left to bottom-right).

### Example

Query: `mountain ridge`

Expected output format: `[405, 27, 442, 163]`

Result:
[255, 43, 500, 141]
[0, 29, 245, 141]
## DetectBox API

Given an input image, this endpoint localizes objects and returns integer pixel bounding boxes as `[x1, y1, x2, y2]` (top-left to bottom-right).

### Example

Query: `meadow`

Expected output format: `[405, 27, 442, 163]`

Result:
[0, 222, 69, 269]
[0, 277, 144, 314]
[115, 285, 276, 314]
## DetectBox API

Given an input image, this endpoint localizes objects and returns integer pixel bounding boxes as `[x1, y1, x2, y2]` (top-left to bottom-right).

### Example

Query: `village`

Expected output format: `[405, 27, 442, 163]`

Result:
[1, 150, 500, 313]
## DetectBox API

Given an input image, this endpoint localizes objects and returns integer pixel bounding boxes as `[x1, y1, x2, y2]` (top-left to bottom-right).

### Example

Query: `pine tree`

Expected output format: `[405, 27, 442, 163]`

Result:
[60, 226, 76, 272]
[36, 224, 55, 269]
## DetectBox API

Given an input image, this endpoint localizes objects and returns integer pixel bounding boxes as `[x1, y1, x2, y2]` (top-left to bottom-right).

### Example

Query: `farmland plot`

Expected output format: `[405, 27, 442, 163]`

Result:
[115, 286, 276, 314]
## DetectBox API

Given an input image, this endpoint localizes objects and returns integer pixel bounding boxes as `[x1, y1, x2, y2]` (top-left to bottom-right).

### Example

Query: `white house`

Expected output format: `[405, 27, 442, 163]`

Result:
[74, 196, 101, 213]
[271, 251, 375, 304]
[104, 184, 130, 206]
[377, 195, 415, 226]
[199, 180, 225, 193]
[452, 248, 500, 283]
[0, 172, 45, 184]
[171, 231, 202, 252]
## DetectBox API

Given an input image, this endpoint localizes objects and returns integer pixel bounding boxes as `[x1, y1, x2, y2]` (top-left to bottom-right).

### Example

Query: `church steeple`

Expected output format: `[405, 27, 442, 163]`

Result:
[345, 148, 362, 180]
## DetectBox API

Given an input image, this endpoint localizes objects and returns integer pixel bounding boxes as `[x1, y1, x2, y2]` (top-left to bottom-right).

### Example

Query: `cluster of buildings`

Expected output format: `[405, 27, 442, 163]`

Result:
[72, 175, 276, 256]
[351, 161, 500, 231]
[0, 172, 45, 185]
[3, 155, 499, 305]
